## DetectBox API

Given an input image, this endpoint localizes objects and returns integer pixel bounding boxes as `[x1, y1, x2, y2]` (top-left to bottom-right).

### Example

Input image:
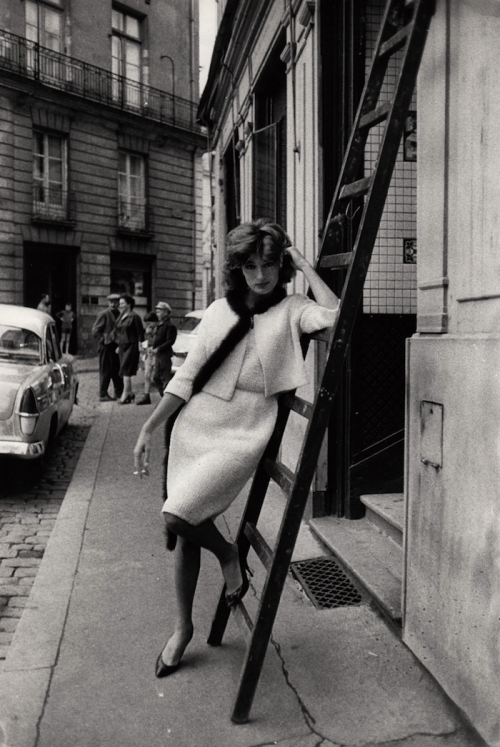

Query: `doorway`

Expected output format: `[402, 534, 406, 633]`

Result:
[24, 243, 78, 353]
[320, 0, 417, 518]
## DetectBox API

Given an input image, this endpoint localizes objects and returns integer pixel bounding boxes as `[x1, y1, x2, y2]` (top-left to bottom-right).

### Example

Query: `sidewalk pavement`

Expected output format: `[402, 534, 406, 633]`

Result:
[0, 363, 487, 747]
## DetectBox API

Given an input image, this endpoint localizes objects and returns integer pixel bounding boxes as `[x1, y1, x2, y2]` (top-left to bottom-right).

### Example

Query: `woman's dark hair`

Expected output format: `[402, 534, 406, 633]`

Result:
[120, 293, 135, 309]
[223, 219, 296, 292]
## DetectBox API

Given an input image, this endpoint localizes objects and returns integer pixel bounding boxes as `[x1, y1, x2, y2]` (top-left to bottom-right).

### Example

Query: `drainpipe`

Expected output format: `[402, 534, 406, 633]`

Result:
[192, 147, 197, 310]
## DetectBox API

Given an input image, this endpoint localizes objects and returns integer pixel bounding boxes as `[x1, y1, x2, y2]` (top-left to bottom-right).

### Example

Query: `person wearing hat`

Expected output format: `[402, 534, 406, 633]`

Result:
[91, 293, 123, 402]
[152, 301, 177, 397]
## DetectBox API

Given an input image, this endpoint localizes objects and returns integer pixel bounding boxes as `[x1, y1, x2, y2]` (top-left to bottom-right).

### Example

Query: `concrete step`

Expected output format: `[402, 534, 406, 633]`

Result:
[361, 493, 404, 547]
[309, 515, 403, 622]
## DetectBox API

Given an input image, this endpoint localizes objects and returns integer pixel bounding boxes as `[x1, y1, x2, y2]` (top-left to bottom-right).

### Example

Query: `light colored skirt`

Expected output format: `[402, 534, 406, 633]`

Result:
[163, 388, 278, 526]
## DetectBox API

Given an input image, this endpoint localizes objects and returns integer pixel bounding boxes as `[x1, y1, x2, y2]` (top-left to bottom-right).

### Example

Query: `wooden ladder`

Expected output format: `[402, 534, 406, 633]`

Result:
[208, 0, 435, 724]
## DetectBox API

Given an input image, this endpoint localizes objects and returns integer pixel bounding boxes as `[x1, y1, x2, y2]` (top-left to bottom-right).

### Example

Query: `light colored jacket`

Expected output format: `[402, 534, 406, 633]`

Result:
[165, 294, 338, 402]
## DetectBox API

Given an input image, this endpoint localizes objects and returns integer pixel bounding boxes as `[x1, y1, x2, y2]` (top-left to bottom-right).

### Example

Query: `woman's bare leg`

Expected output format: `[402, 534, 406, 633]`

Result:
[164, 512, 243, 597]
[160, 535, 199, 666]
[120, 375, 132, 401]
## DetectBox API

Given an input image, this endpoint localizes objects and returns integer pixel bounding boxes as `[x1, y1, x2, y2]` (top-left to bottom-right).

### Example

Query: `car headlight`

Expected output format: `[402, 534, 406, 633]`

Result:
[19, 388, 39, 436]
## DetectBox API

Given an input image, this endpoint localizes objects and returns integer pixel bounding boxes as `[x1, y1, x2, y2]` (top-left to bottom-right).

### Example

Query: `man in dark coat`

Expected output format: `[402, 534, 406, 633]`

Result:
[92, 293, 123, 402]
[152, 301, 177, 396]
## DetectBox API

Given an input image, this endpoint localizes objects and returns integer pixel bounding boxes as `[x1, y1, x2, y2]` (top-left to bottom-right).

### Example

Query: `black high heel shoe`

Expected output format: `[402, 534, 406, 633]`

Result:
[155, 628, 193, 678]
[225, 555, 253, 608]
[155, 653, 181, 678]
[117, 394, 135, 405]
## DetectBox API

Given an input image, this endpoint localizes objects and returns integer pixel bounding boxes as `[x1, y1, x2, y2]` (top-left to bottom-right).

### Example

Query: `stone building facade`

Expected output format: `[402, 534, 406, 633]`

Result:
[200, 1, 500, 744]
[0, 0, 205, 354]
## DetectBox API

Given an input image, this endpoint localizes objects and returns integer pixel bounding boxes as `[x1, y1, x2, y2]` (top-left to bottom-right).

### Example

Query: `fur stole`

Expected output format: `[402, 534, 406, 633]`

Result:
[162, 285, 287, 551]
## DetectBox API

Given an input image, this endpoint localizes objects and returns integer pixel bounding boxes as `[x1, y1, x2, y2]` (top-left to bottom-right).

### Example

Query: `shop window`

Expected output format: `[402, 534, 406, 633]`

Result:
[33, 130, 68, 221]
[118, 152, 147, 231]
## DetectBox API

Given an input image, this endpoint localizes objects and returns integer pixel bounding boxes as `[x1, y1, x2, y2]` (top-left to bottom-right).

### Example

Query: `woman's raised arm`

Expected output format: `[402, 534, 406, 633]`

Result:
[286, 246, 339, 310]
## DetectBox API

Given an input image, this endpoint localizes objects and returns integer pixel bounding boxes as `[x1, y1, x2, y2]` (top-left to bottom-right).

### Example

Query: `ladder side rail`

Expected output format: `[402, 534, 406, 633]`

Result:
[325, 0, 432, 302]
[230, 0, 436, 720]
[318, 0, 408, 257]
[231, 381, 345, 723]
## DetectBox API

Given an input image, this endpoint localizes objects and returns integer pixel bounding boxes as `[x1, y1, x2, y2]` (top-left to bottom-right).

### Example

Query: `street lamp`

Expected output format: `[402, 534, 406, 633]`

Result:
[160, 54, 176, 125]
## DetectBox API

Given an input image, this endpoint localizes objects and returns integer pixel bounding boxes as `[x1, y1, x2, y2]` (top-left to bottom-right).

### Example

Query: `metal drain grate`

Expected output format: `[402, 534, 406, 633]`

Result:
[290, 557, 363, 610]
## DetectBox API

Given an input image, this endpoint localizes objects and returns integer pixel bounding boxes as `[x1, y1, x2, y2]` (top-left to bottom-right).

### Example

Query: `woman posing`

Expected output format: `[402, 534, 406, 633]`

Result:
[133, 220, 339, 677]
[115, 293, 144, 404]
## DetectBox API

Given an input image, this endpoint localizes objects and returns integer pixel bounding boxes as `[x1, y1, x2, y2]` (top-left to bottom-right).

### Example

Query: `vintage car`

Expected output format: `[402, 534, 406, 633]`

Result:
[0, 304, 78, 460]
[171, 309, 205, 373]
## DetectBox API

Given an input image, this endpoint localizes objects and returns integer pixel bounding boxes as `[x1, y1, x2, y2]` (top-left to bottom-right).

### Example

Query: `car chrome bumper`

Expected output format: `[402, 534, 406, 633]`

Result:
[0, 440, 45, 458]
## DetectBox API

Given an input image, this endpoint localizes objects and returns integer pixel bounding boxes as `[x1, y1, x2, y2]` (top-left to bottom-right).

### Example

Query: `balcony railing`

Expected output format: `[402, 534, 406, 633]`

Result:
[32, 186, 76, 225]
[0, 29, 201, 134]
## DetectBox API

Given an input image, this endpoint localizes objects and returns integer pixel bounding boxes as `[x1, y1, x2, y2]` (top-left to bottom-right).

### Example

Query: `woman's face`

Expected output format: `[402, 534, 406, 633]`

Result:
[241, 253, 280, 297]
[119, 298, 130, 313]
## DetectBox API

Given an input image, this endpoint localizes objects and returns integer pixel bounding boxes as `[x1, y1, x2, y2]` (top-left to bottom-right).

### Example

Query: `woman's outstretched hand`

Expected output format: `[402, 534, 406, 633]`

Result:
[133, 427, 151, 478]
[131, 393, 184, 478]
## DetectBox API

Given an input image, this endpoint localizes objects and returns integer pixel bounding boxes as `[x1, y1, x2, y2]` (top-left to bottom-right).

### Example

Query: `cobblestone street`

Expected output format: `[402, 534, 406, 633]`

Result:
[0, 357, 100, 668]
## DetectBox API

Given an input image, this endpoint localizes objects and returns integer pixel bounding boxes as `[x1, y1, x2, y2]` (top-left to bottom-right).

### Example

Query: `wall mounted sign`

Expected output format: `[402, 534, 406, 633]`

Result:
[403, 238, 417, 264]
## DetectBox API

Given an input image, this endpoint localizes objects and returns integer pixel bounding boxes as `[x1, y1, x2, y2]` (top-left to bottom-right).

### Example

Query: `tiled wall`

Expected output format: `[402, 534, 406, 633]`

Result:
[363, 0, 417, 315]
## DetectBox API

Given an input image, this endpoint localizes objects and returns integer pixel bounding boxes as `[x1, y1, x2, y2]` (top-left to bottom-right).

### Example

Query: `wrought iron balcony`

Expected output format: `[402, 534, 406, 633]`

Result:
[32, 186, 76, 226]
[0, 29, 201, 134]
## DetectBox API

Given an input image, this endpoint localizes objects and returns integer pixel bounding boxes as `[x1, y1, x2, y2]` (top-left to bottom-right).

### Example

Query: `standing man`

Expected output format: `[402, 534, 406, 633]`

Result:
[92, 293, 123, 402]
[37, 294, 51, 315]
[152, 301, 177, 396]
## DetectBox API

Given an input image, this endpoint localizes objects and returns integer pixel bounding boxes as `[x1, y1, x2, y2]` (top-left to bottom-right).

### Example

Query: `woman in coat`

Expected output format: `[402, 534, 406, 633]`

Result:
[133, 220, 339, 677]
[115, 293, 144, 404]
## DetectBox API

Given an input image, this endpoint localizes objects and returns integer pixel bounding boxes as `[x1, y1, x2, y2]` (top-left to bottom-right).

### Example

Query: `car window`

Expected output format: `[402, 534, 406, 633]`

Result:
[0, 325, 42, 363]
[179, 317, 201, 332]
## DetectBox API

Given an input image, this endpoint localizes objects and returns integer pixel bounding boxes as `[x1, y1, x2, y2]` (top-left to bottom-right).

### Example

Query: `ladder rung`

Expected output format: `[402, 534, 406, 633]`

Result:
[309, 329, 331, 343]
[320, 252, 354, 270]
[264, 459, 294, 498]
[244, 522, 273, 571]
[231, 601, 253, 644]
[282, 392, 313, 420]
[379, 23, 411, 58]
[339, 176, 371, 200]
[359, 101, 391, 130]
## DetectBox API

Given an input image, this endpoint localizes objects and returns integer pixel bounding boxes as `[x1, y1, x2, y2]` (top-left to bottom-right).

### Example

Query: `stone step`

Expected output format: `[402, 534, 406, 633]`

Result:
[309, 515, 403, 622]
[361, 493, 404, 547]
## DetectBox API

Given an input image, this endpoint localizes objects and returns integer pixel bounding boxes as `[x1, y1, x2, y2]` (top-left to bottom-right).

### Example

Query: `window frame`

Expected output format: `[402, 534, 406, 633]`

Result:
[26, 0, 64, 51]
[32, 130, 68, 220]
[111, 6, 143, 107]
[117, 151, 147, 231]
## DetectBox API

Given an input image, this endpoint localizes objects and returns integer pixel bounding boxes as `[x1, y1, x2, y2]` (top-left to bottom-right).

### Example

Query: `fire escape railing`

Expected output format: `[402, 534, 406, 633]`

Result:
[0, 29, 201, 134]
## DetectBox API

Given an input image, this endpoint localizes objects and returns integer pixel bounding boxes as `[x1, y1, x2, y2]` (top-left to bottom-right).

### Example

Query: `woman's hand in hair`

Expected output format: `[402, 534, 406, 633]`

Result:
[286, 246, 340, 310]
[285, 246, 309, 272]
